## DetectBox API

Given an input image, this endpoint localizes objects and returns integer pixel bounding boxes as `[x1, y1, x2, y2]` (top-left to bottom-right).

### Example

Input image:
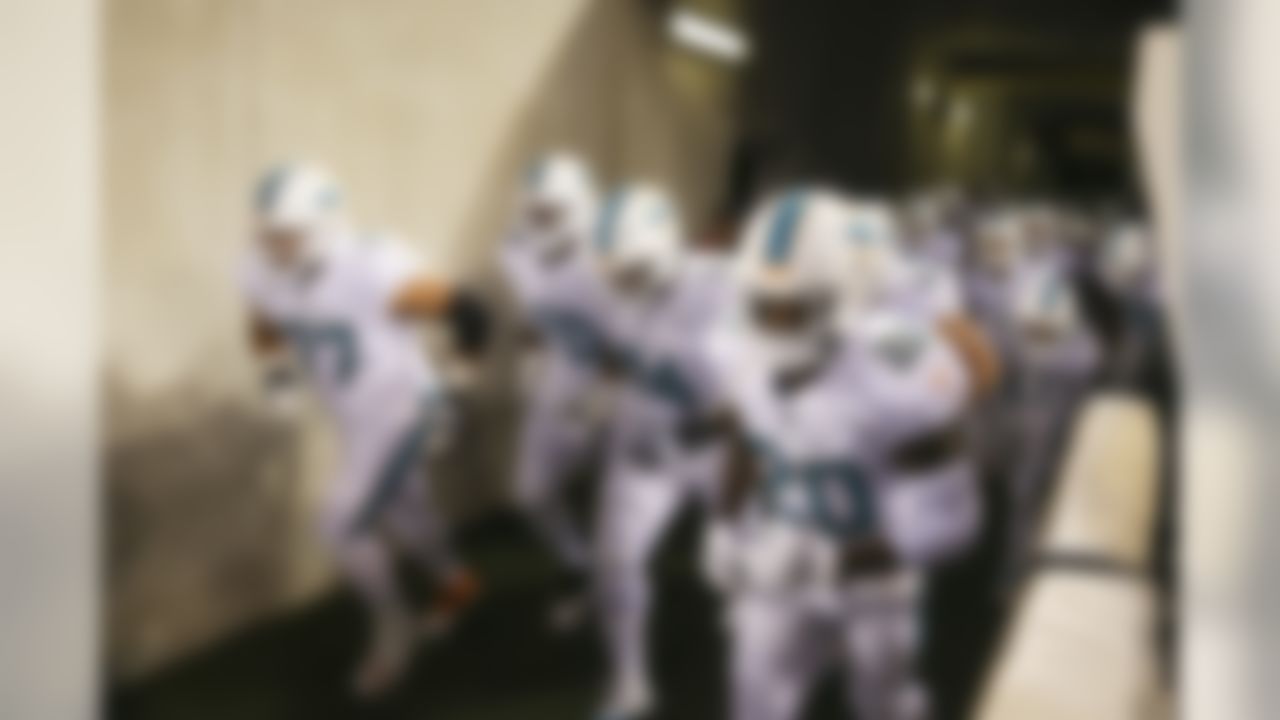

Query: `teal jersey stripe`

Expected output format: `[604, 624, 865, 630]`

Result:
[348, 395, 441, 534]
[765, 191, 806, 263]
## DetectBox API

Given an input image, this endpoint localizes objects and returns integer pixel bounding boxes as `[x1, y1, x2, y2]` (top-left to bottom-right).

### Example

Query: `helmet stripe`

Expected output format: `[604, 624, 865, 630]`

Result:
[766, 191, 805, 263]
[254, 164, 291, 212]
[595, 190, 627, 252]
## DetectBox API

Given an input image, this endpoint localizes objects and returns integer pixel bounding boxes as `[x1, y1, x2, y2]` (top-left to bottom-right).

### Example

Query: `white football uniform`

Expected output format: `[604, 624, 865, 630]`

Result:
[593, 253, 733, 707]
[707, 311, 979, 720]
[239, 232, 455, 572]
[884, 254, 965, 323]
[913, 228, 965, 273]
[1003, 254, 1100, 585]
[500, 235, 614, 571]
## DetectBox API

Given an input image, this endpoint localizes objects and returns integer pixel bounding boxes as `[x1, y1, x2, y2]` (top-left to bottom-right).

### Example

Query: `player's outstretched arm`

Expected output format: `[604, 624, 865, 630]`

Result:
[938, 312, 1001, 398]
[391, 275, 492, 358]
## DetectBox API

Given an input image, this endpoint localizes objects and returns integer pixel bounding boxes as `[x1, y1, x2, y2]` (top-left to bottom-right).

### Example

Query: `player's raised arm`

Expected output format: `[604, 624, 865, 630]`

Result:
[938, 311, 1001, 398]
[389, 269, 492, 359]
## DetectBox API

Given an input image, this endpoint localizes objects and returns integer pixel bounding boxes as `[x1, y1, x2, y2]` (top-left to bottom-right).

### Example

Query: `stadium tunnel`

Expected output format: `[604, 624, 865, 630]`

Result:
[109, 1, 1178, 719]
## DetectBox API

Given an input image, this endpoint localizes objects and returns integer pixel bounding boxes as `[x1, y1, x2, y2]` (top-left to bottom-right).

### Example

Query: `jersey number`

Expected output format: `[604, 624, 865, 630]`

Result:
[753, 440, 875, 538]
[284, 321, 358, 386]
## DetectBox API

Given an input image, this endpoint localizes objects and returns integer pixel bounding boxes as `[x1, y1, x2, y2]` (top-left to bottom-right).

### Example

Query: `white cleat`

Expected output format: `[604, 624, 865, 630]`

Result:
[595, 675, 654, 720]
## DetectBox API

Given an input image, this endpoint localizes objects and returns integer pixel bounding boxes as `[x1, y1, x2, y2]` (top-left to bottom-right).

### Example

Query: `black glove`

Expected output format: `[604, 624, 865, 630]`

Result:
[447, 289, 491, 357]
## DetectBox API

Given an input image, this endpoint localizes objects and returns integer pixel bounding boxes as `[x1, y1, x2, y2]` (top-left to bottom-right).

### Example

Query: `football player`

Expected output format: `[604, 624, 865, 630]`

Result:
[701, 189, 981, 720]
[845, 197, 999, 399]
[500, 152, 612, 627]
[589, 184, 732, 720]
[970, 207, 1099, 589]
[238, 163, 487, 697]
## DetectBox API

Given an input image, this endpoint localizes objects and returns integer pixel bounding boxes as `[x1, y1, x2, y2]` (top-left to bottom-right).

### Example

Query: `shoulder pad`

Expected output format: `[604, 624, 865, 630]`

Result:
[859, 311, 934, 371]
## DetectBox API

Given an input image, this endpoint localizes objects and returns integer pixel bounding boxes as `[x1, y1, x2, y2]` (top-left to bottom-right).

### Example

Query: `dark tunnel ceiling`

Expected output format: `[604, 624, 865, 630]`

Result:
[731, 0, 1175, 198]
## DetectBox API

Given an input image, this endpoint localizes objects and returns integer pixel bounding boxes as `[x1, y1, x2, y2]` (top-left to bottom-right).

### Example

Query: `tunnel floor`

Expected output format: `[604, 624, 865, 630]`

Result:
[109, 503, 1009, 720]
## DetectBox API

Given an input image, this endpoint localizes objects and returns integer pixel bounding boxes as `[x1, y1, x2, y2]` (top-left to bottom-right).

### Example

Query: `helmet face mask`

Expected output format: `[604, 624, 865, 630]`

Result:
[746, 286, 838, 375]
[594, 185, 683, 303]
[524, 199, 565, 235]
[520, 197, 576, 261]
[732, 189, 856, 376]
[518, 152, 597, 261]
[608, 258, 662, 299]
[749, 288, 833, 341]
[258, 225, 309, 267]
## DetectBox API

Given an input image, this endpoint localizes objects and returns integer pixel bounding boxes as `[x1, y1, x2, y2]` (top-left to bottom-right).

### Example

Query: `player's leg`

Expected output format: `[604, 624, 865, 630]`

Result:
[514, 397, 597, 630]
[329, 400, 471, 695]
[383, 470, 480, 637]
[593, 462, 688, 719]
[320, 437, 416, 699]
[842, 574, 929, 720]
[728, 593, 830, 720]
[514, 400, 592, 572]
[1005, 366, 1082, 587]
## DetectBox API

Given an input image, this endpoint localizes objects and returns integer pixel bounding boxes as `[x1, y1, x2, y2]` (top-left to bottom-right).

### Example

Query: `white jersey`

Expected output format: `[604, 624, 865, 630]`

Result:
[709, 310, 976, 566]
[240, 233, 438, 432]
[500, 236, 613, 390]
[1009, 255, 1100, 377]
[916, 228, 965, 271]
[602, 253, 733, 471]
[883, 253, 964, 322]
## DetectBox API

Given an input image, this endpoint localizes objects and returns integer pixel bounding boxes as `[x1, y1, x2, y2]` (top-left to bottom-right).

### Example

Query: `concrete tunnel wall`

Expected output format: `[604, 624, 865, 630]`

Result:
[104, 0, 733, 680]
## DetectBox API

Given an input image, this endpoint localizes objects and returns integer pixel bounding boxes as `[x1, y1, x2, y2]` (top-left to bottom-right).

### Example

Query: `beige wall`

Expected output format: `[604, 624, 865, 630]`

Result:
[0, 1, 99, 716]
[106, 0, 732, 679]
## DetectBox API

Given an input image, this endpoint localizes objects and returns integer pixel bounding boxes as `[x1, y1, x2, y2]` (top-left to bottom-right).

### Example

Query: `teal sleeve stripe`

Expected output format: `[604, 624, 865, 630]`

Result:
[765, 191, 806, 263]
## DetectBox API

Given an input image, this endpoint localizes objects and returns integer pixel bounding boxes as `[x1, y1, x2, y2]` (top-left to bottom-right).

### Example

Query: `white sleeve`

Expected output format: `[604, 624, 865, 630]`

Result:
[701, 322, 748, 410]
[882, 460, 981, 567]
[863, 315, 979, 566]
[863, 313, 971, 435]
[926, 267, 965, 317]
[368, 236, 426, 307]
